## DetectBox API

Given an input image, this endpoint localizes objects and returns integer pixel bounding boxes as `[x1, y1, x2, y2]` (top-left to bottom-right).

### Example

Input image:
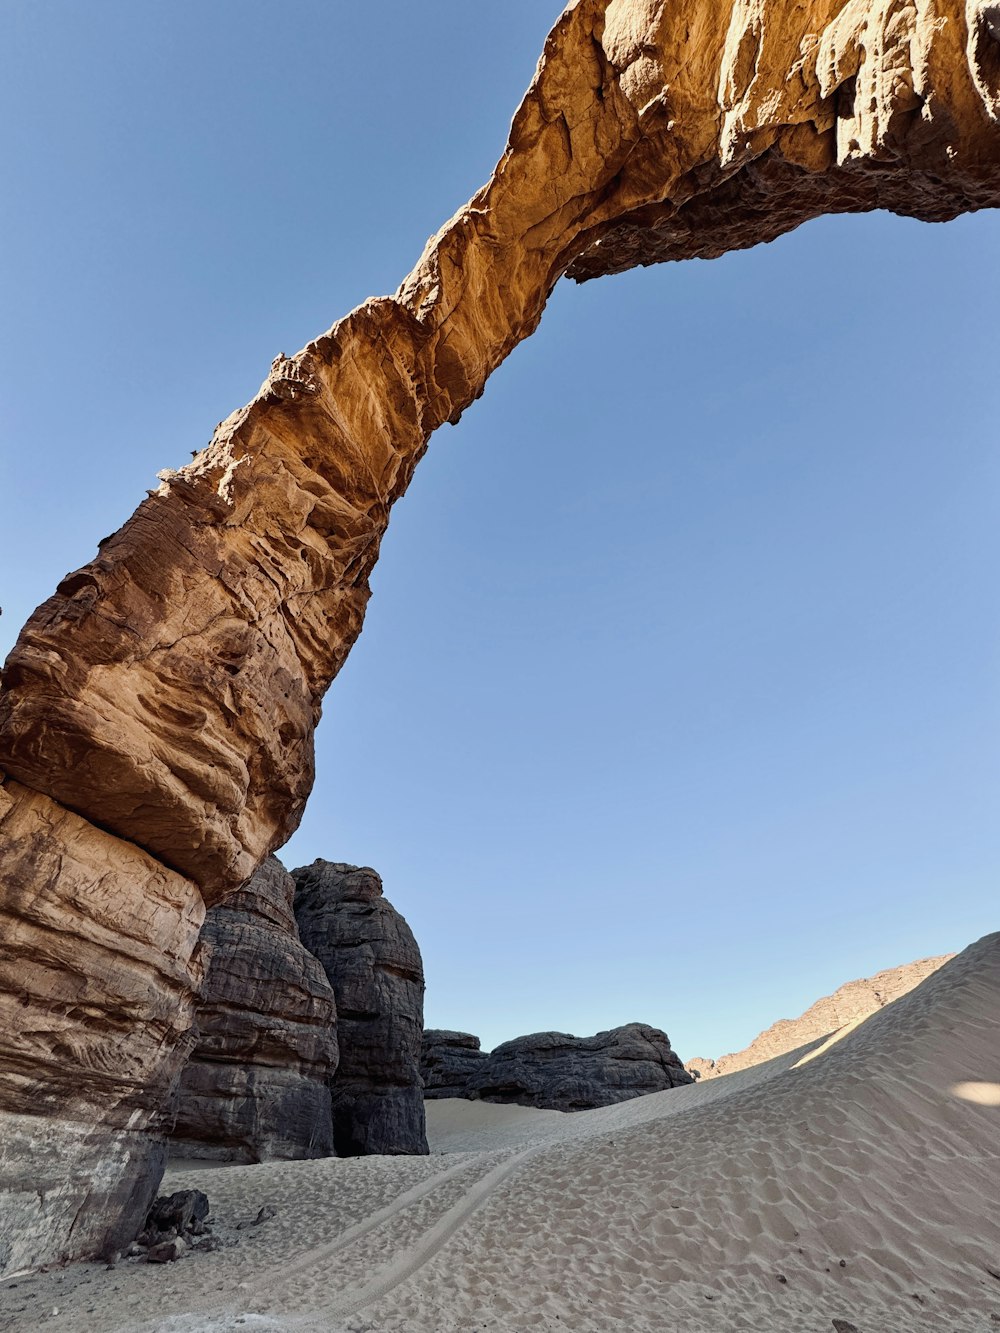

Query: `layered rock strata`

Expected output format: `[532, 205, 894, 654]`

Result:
[0, 779, 204, 1275]
[465, 1023, 693, 1111]
[687, 953, 953, 1080]
[421, 1031, 489, 1099]
[1, 0, 998, 1272]
[170, 857, 338, 1162]
[292, 861, 427, 1156]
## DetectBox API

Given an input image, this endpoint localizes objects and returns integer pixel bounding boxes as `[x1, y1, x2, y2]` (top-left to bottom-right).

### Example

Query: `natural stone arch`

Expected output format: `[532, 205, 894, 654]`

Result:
[0, 0, 998, 1274]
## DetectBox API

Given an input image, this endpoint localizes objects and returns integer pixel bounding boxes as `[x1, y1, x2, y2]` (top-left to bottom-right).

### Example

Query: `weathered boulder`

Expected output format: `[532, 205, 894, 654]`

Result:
[466, 1024, 694, 1111]
[2, 0, 999, 1272]
[688, 954, 954, 1080]
[136, 1187, 212, 1262]
[421, 1031, 488, 1099]
[0, 778, 204, 1275]
[292, 861, 427, 1156]
[170, 857, 338, 1162]
[144, 1188, 210, 1237]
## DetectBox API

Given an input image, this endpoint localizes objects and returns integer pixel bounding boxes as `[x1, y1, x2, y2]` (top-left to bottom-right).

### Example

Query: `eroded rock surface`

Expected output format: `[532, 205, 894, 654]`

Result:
[1, 0, 998, 1272]
[465, 1024, 694, 1111]
[421, 1031, 488, 1099]
[0, 777, 204, 1274]
[292, 861, 427, 1156]
[2, 2, 998, 902]
[688, 954, 954, 1080]
[170, 857, 338, 1162]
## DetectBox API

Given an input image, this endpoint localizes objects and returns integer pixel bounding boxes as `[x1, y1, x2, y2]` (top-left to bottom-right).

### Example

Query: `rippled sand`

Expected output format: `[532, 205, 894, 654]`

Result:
[6, 934, 999, 1333]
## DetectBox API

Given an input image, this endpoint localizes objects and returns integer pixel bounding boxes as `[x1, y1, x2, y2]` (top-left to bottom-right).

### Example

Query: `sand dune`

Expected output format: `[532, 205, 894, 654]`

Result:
[4, 934, 998, 1333]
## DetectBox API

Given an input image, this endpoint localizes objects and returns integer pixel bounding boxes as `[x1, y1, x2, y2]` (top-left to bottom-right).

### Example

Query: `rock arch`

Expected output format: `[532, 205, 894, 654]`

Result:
[1, 0, 998, 1274]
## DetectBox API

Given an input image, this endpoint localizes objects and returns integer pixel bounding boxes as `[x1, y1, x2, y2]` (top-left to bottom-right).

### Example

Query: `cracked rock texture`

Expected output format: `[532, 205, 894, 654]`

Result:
[3, 0, 999, 901]
[687, 954, 954, 1080]
[1, 0, 998, 1272]
[170, 857, 338, 1162]
[0, 778, 204, 1275]
[464, 1024, 694, 1111]
[292, 861, 427, 1156]
[420, 1031, 489, 1099]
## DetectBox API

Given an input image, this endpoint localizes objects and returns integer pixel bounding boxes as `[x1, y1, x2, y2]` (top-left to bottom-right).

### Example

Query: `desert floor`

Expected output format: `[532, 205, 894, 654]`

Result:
[3, 934, 999, 1333]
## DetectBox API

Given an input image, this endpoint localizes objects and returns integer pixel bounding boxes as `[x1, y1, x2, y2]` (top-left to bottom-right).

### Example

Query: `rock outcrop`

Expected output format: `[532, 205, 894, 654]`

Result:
[0, 779, 205, 1276]
[1, 0, 998, 1271]
[170, 857, 338, 1162]
[688, 954, 954, 1080]
[421, 1031, 488, 1099]
[465, 1024, 693, 1111]
[292, 861, 427, 1156]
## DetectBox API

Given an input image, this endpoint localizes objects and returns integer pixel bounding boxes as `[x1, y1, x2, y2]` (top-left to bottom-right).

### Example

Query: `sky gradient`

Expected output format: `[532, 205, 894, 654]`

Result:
[3, 2, 998, 1060]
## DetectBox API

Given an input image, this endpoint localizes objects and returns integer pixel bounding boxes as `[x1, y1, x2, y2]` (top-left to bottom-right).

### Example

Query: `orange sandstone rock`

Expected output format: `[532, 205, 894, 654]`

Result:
[2, 1, 997, 899]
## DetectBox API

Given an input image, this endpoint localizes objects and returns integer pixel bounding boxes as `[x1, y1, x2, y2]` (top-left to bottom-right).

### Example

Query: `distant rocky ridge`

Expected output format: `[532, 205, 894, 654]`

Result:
[293, 860, 428, 1156]
[421, 1031, 488, 1099]
[171, 857, 338, 1162]
[423, 1023, 693, 1111]
[687, 955, 954, 1080]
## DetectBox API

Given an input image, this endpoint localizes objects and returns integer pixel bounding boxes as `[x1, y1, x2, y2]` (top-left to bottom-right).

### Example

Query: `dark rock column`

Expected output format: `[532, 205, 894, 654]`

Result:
[292, 861, 427, 1156]
[171, 857, 338, 1162]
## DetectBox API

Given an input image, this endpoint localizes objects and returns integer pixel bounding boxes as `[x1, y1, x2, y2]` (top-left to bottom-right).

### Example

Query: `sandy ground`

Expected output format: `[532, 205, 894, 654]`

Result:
[3, 933, 999, 1333]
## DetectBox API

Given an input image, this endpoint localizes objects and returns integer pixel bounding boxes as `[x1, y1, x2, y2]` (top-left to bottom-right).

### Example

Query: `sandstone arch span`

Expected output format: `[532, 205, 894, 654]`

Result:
[1, 0, 998, 1274]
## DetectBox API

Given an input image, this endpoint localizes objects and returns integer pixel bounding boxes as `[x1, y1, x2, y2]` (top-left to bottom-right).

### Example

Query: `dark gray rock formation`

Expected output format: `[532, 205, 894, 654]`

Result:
[171, 857, 338, 1162]
[466, 1024, 693, 1111]
[292, 861, 427, 1156]
[421, 1030, 488, 1099]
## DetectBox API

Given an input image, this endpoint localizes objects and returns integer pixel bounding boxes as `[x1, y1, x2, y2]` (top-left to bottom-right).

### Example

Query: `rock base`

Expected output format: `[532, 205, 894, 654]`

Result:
[0, 1112, 167, 1277]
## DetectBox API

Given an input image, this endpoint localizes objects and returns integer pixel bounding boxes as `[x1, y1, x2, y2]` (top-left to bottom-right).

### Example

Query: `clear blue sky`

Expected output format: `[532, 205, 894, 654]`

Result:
[3, 3, 998, 1060]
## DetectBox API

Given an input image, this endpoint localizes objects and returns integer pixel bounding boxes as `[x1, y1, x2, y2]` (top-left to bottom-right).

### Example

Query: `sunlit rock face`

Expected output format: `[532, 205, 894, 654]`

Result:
[170, 857, 338, 1163]
[1, 0, 998, 1273]
[292, 862, 428, 1157]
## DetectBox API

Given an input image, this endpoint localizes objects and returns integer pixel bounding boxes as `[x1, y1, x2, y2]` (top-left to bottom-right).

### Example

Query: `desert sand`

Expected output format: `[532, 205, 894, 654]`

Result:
[3, 934, 998, 1333]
